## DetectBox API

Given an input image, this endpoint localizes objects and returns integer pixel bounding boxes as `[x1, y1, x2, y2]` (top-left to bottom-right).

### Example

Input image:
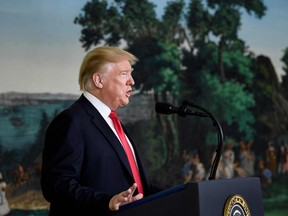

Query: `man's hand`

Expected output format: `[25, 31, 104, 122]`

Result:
[109, 183, 144, 211]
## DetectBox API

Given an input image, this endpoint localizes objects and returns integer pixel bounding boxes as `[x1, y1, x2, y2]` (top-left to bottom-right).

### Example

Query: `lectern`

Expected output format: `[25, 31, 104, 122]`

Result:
[113, 177, 264, 216]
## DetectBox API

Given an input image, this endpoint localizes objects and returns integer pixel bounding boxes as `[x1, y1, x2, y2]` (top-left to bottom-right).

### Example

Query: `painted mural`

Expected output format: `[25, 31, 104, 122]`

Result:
[0, 93, 78, 215]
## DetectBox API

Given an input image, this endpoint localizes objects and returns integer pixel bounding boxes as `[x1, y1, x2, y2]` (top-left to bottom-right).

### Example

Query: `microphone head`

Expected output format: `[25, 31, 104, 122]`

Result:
[155, 102, 178, 115]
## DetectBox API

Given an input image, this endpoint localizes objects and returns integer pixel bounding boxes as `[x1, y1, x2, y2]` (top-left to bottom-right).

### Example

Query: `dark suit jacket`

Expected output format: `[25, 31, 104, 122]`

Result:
[41, 94, 160, 216]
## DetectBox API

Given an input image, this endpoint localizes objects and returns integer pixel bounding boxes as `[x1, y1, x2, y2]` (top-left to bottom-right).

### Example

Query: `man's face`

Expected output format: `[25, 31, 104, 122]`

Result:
[100, 60, 135, 110]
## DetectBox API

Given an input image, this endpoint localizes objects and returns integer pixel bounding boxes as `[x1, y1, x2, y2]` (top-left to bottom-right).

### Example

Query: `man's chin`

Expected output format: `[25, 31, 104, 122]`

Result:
[120, 99, 129, 107]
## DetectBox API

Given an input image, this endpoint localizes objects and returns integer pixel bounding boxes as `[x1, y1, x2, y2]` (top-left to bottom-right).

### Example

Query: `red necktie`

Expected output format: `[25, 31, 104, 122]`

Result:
[109, 110, 144, 195]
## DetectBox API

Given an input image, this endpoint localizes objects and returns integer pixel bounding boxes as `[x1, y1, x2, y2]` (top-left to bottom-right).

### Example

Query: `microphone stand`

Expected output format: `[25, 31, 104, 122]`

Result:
[181, 100, 224, 180]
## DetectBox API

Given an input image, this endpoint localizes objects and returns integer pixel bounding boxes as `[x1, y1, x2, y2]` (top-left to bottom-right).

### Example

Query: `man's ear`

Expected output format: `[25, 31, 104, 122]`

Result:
[92, 73, 103, 88]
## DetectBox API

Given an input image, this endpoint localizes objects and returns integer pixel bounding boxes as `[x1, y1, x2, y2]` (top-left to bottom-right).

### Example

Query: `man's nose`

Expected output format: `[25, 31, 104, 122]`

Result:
[129, 74, 135, 86]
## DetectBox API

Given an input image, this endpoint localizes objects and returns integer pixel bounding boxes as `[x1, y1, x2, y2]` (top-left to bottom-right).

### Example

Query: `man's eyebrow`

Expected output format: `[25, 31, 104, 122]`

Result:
[120, 68, 134, 73]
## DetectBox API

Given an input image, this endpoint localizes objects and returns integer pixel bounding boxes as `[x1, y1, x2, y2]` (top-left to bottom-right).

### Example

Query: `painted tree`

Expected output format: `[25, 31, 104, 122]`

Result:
[281, 47, 288, 100]
[251, 55, 288, 145]
[187, 0, 266, 82]
[178, 0, 266, 163]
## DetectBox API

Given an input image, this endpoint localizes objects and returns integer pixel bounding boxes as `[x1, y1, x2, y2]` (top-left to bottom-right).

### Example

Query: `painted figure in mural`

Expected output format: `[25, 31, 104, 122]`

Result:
[222, 140, 235, 178]
[41, 46, 163, 216]
[265, 141, 277, 175]
[285, 144, 288, 174]
[0, 172, 10, 216]
[181, 149, 193, 183]
[278, 143, 287, 175]
[258, 159, 272, 185]
[239, 139, 255, 177]
[190, 153, 206, 181]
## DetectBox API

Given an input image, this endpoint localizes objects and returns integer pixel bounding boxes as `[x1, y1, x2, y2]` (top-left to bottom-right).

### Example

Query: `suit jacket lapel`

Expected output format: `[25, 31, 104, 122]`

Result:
[77, 95, 134, 178]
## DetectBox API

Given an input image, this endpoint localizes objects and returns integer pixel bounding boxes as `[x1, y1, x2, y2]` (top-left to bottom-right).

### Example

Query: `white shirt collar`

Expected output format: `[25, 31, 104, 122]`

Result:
[83, 91, 111, 119]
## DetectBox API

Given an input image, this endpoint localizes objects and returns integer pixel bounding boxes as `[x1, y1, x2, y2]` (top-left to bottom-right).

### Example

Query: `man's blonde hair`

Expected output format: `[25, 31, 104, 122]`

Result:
[78, 46, 138, 91]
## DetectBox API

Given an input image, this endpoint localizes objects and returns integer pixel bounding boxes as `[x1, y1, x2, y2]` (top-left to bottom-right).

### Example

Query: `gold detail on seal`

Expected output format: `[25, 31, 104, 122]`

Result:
[224, 194, 251, 216]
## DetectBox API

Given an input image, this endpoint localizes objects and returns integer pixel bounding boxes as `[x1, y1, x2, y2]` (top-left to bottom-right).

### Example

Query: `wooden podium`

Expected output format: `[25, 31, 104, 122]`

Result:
[113, 177, 264, 216]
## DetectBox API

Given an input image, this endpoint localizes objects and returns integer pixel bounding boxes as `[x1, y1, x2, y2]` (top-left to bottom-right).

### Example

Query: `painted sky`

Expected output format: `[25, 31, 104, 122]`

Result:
[0, 0, 287, 95]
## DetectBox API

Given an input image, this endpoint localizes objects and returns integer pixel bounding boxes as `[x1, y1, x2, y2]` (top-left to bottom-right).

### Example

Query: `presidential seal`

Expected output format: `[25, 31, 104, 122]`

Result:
[224, 194, 251, 216]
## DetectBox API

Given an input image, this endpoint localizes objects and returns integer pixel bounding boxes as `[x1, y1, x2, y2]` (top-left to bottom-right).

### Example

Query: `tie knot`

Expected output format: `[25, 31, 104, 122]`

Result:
[109, 110, 118, 119]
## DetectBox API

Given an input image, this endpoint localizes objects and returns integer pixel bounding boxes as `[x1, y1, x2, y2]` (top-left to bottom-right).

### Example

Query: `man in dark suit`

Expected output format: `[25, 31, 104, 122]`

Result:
[41, 46, 161, 215]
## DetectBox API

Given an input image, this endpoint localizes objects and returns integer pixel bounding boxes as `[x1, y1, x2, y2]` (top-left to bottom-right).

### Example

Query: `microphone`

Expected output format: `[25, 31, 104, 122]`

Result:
[155, 100, 223, 180]
[155, 102, 208, 117]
